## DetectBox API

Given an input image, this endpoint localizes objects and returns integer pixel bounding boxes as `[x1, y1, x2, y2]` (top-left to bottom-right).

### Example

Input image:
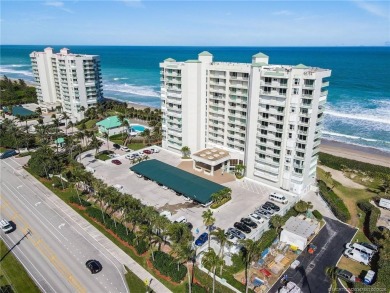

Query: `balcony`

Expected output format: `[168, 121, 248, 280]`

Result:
[322, 81, 329, 87]
[320, 90, 328, 97]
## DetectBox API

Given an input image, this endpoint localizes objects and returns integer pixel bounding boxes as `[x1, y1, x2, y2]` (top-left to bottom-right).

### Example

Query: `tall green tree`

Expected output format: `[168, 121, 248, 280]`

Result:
[201, 248, 223, 293]
[239, 239, 262, 293]
[202, 209, 215, 249]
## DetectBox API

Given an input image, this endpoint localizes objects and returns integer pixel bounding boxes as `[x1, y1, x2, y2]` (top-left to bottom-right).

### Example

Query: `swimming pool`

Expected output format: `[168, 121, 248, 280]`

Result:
[130, 124, 146, 132]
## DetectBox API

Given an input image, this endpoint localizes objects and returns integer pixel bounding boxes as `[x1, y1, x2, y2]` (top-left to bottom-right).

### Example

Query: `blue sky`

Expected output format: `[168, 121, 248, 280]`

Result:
[1, 0, 389, 46]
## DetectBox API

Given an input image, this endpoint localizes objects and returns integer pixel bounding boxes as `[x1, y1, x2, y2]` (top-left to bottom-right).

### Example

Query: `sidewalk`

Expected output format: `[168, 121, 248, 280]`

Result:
[21, 164, 172, 293]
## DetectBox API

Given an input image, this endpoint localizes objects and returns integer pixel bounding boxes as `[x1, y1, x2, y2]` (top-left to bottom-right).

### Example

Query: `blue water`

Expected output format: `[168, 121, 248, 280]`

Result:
[1, 45, 389, 152]
[131, 125, 146, 132]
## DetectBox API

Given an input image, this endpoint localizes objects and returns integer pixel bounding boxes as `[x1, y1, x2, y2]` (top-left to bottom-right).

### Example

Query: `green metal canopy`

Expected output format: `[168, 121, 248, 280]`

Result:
[130, 159, 225, 204]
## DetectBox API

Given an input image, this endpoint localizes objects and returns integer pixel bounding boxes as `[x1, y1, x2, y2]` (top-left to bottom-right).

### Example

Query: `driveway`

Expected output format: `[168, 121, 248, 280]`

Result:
[269, 217, 357, 293]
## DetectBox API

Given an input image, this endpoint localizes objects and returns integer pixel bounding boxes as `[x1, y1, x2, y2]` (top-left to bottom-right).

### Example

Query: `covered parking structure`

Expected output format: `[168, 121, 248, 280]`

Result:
[130, 159, 226, 205]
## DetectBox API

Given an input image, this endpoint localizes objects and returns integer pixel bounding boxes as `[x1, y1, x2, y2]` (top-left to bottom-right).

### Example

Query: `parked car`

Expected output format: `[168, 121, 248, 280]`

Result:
[343, 248, 371, 265]
[195, 232, 208, 246]
[186, 222, 193, 230]
[113, 143, 120, 150]
[0, 219, 13, 233]
[269, 193, 288, 204]
[240, 217, 258, 228]
[264, 201, 281, 212]
[121, 146, 130, 152]
[111, 159, 122, 165]
[162, 186, 169, 190]
[336, 268, 355, 282]
[136, 173, 142, 178]
[225, 230, 235, 240]
[255, 209, 271, 219]
[363, 270, 375, 285]
[249, 213, 264, 224]
[227, 227, 246, 240]
[150, 147, 160, 153]
[159, 211, 172, 219]
[174, 216, 187, 224]
[113, 184, 123, 191]
[261, 205, 275, 214]
[234, 222, 251, 234]
[0, 149, 18, 159]
[85, 260, 102, 274]
[345, 242, 375, 257]
[143, 149, 152, 155]
[108, 154, 120, 158]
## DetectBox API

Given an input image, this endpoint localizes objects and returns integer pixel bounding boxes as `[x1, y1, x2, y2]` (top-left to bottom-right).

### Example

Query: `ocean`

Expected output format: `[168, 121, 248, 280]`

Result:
[1, 45, 389, 152]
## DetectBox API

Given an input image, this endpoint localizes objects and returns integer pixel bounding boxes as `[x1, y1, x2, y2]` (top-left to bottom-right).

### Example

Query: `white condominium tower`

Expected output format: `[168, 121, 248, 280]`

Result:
[30, 47, 103, 121]
[160, 52, 331, 195]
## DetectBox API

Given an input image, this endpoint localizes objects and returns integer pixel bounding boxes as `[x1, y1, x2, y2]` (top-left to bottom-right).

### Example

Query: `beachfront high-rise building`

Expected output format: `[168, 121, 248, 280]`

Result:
[30, 47, 103, 121]
[160, 52, 331, 195]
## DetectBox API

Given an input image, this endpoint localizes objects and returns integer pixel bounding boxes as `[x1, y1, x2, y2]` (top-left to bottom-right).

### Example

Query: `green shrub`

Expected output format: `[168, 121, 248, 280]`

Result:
[69, 196, 91, 207]
[193, 267, 237, 293]
[151, 251, 187, 283]
[51, 176, 69, 189]
[115, 223, 136, 244]
[134, 240, 148, 255]
[86, 206, 109, 224]
[319, 152, 390, 176]
[357, 200, 372, 213]
[318, 180, 351, 222]
[357, 200, 380, 240]
[312, 210, 323, 220]
[230, 252, 246, 274]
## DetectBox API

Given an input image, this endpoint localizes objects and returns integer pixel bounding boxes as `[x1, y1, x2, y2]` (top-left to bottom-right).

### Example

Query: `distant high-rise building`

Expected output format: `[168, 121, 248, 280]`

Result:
[160, 52, 331, 195]
[30, 47, 103, 121]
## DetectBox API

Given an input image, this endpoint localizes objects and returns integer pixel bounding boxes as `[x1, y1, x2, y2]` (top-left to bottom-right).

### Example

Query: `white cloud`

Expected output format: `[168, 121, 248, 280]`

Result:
[273, 10, 293, 16]
[353, 0, 389, 18]
[44, 1, 73, 13]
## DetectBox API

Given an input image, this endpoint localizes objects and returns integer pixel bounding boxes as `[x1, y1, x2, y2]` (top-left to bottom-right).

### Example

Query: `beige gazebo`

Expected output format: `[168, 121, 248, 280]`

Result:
[192, 147, 231, 176]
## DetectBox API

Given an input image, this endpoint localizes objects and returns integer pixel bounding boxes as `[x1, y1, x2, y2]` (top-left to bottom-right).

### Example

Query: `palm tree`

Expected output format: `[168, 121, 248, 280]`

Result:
[201, 248, 223, 293]
[102, 131, 110, 151]
[325, 266, 338, 292]
[140, 128, 151, 146]
[239, 239, 262, 293]
[62, 112, 70, 135]
[167, 222, 192, 244]
[202, 209, 215, 249]
[181, 146, 190, 158]
[90, 135, 103, 155]
[269, 215, 284, 232]
[67, 120, 74, 134]
[235, 164, 246, 177]
[170, 242, 194, 293]
[211, 228, 229, 258]
[380, 174, 390, 196]
[294, 200, 313, 214]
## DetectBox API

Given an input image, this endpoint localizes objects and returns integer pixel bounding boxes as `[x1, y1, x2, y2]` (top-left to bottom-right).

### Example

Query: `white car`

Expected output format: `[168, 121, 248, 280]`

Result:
[151, 147, 160, 153]
[174, 216, 187, 224]
[162, 186, 169, 190]
[160, 211, 172, 219]
[120, 146, 130, 152]
[0, 219, 13, 233]
[249, 213, 265, 224]
[113, 184, 123, 191]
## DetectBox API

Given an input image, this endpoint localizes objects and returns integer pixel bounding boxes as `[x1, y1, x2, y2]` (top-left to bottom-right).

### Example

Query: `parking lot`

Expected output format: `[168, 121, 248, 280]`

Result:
[80, 146, 298, 245]
[269, 217, 357, 293]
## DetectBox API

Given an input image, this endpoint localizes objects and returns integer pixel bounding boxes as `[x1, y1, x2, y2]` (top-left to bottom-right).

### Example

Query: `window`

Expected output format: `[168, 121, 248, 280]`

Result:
[293, 88, 299, 95]
[265, 77, 272, 84]
[291, 107, 296, 113]
[294, 78, 300, 85]
[289, 133, 292, 139]
[259, 154, 265, 159]
[266, 105, 270, 110]
[289, 124, 294, 130]
[287, 150, 292, 155]
[263, 113, 269, 118]
[285, 166, 290, 171]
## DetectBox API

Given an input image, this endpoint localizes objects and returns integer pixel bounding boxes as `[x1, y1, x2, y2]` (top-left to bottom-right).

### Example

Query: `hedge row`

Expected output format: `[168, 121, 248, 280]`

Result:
[151, 251, 187, 283]
[312, 210, 323, 220]
[319, 152, 390, 175]
[318, 180, 351, 222]
[186, 283, 208, 293]
[69, 196, 91, 207]
[357, 200, 380, 239]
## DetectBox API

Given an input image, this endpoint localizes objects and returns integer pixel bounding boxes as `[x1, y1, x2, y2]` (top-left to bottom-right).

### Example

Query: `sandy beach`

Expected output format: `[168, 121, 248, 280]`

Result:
[320, 139, 390, 168]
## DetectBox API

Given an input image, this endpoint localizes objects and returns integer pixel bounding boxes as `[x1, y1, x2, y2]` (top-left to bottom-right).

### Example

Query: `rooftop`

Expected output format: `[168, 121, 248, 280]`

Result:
[130, 159, 225, 204]
[282, 216, 318, 239]
[192, 147, 230, 162]
[96, 116, 122, 130]
[252, 52, 269, 58]
[199, 51, 213, 56]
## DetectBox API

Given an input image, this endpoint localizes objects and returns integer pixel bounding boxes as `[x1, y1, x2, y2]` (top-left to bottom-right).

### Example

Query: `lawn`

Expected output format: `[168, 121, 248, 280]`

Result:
[317, 167, 375, 227]
[124, 266, 148, 293]
[0, 239, 40, 293]
[337, 256, 370, 277]
[95, 153, 110, 161]
[85, 119, 98, 129]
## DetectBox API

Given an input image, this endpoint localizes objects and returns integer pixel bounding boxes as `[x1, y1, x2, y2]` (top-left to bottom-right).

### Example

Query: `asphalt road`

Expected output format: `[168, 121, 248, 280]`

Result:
[0, 157, 129, 293]
[269, 217, 357, 293]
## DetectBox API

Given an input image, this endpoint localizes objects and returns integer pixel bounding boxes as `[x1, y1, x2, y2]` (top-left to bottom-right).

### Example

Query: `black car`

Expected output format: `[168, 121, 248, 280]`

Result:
[186, 222, 193, 230]
[240, 217, 258, 228]
[264, 201, 281, 212]
[234, 222, 251, 234]
[113, 143, 120, 149]
[261, 205, 275, 214]
[336, 268, 354, 282]
[358, 242, 378, 252]
[86, 260, 102, 274]
[227, 227, 246, 240]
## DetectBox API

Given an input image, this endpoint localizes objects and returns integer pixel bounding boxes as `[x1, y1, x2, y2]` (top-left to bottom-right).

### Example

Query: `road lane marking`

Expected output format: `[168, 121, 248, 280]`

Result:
[58, 223, 65, 229]
[35, 201, 42, 206]
[2, 160, 130, 293]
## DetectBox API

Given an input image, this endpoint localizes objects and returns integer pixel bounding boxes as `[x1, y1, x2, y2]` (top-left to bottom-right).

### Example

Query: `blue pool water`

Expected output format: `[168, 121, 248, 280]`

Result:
[131, 124, 146, 132]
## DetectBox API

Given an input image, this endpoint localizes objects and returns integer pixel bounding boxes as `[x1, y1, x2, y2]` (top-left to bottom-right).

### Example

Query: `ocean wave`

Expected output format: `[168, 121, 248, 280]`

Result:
[104, 82, 160, 98]
[324, 109, 390, 125]
[0, 65, 33, 77]
[113, 77, 129, 81]
[10, 64, 30, 68]
[322, 131, 390, 143]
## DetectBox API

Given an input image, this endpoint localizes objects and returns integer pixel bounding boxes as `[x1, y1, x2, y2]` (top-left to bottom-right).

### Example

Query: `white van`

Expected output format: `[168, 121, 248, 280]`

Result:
[345, 243, 375, 257]
[0, 219, 13, 233]
[269, 192, 288, 204]
[343, 248, 370, 265]
[174, 216, 187, 224]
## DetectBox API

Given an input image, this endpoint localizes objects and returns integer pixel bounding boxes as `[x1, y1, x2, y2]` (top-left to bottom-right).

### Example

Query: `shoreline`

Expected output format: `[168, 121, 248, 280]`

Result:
[3, 76, 389, 167]
[320, 139, 390, 168]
